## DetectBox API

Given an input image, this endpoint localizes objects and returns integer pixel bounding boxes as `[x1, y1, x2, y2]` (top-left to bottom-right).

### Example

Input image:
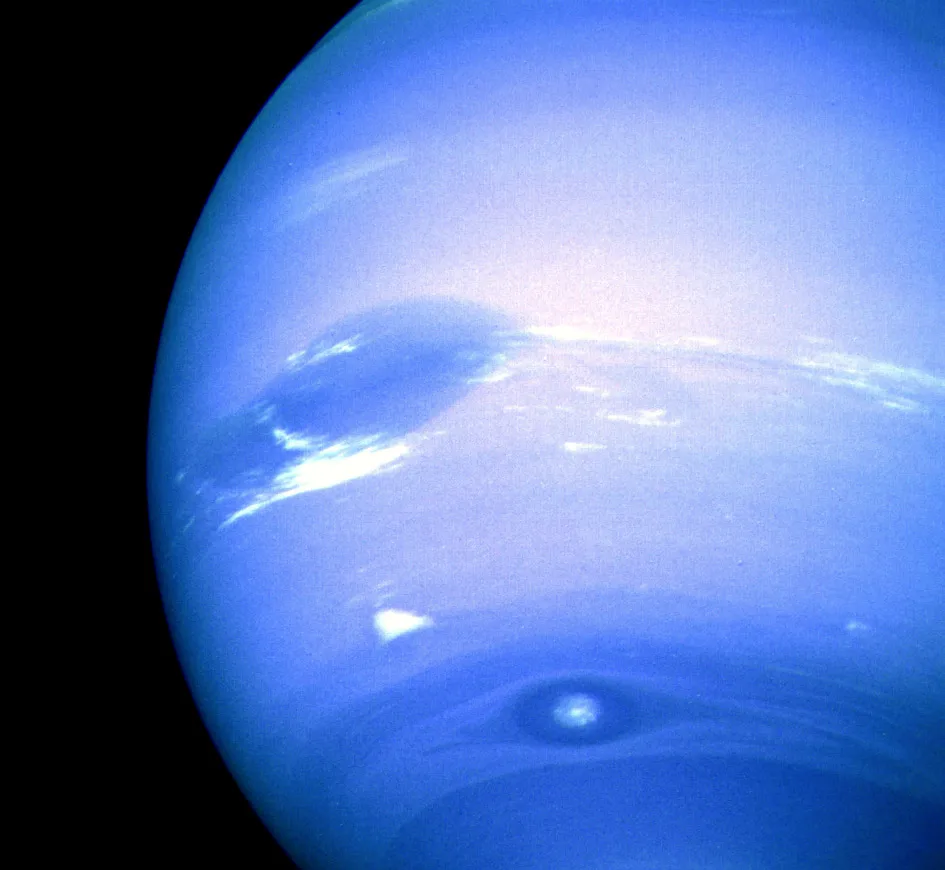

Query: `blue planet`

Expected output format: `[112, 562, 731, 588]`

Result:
[148, 2, 945, 868]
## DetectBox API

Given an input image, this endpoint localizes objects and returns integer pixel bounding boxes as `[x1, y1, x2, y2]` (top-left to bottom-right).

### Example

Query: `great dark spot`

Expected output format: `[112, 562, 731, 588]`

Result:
[185, 297, 515, 490]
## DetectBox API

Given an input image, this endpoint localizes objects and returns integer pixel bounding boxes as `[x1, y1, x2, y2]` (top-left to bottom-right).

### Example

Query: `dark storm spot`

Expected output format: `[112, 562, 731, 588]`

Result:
[184, 298, 515, 490]
[512, 676, 641, 747]
[264, 297, 513, 442]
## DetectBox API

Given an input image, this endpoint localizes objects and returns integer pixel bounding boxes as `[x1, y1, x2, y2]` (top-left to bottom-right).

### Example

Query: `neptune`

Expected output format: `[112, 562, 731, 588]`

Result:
[148, 1, 945, 867]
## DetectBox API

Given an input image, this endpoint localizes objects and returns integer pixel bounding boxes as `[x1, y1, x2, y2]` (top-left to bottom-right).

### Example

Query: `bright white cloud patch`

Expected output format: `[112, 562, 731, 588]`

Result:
[219, 437, 409, 528]
[373, 608, 434, 643]
[562, 441, 606, 453]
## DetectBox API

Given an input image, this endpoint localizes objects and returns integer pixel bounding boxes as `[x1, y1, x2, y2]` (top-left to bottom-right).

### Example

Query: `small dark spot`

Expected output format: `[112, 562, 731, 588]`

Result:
[512, 676, 640, 746]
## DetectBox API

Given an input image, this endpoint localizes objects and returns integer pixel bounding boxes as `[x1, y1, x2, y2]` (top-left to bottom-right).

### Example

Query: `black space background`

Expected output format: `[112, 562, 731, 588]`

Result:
[129, 6, 358, 868]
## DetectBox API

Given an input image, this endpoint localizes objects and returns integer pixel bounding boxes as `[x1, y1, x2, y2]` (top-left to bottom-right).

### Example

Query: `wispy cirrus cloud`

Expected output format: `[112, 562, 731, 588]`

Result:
[264, 145, 408, 232]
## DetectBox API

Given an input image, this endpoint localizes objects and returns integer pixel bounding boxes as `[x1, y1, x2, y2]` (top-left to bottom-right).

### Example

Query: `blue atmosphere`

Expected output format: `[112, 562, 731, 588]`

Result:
[148, 2, 945, 867]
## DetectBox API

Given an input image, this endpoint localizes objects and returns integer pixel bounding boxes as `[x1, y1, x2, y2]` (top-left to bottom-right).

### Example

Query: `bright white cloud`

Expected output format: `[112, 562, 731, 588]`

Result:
[374, 608, 434, 643]
[219, 437, 409, 528]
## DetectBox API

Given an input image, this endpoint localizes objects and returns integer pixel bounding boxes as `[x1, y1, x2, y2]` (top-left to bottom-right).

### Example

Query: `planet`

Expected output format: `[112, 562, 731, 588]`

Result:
[147, 2, 945, 868]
